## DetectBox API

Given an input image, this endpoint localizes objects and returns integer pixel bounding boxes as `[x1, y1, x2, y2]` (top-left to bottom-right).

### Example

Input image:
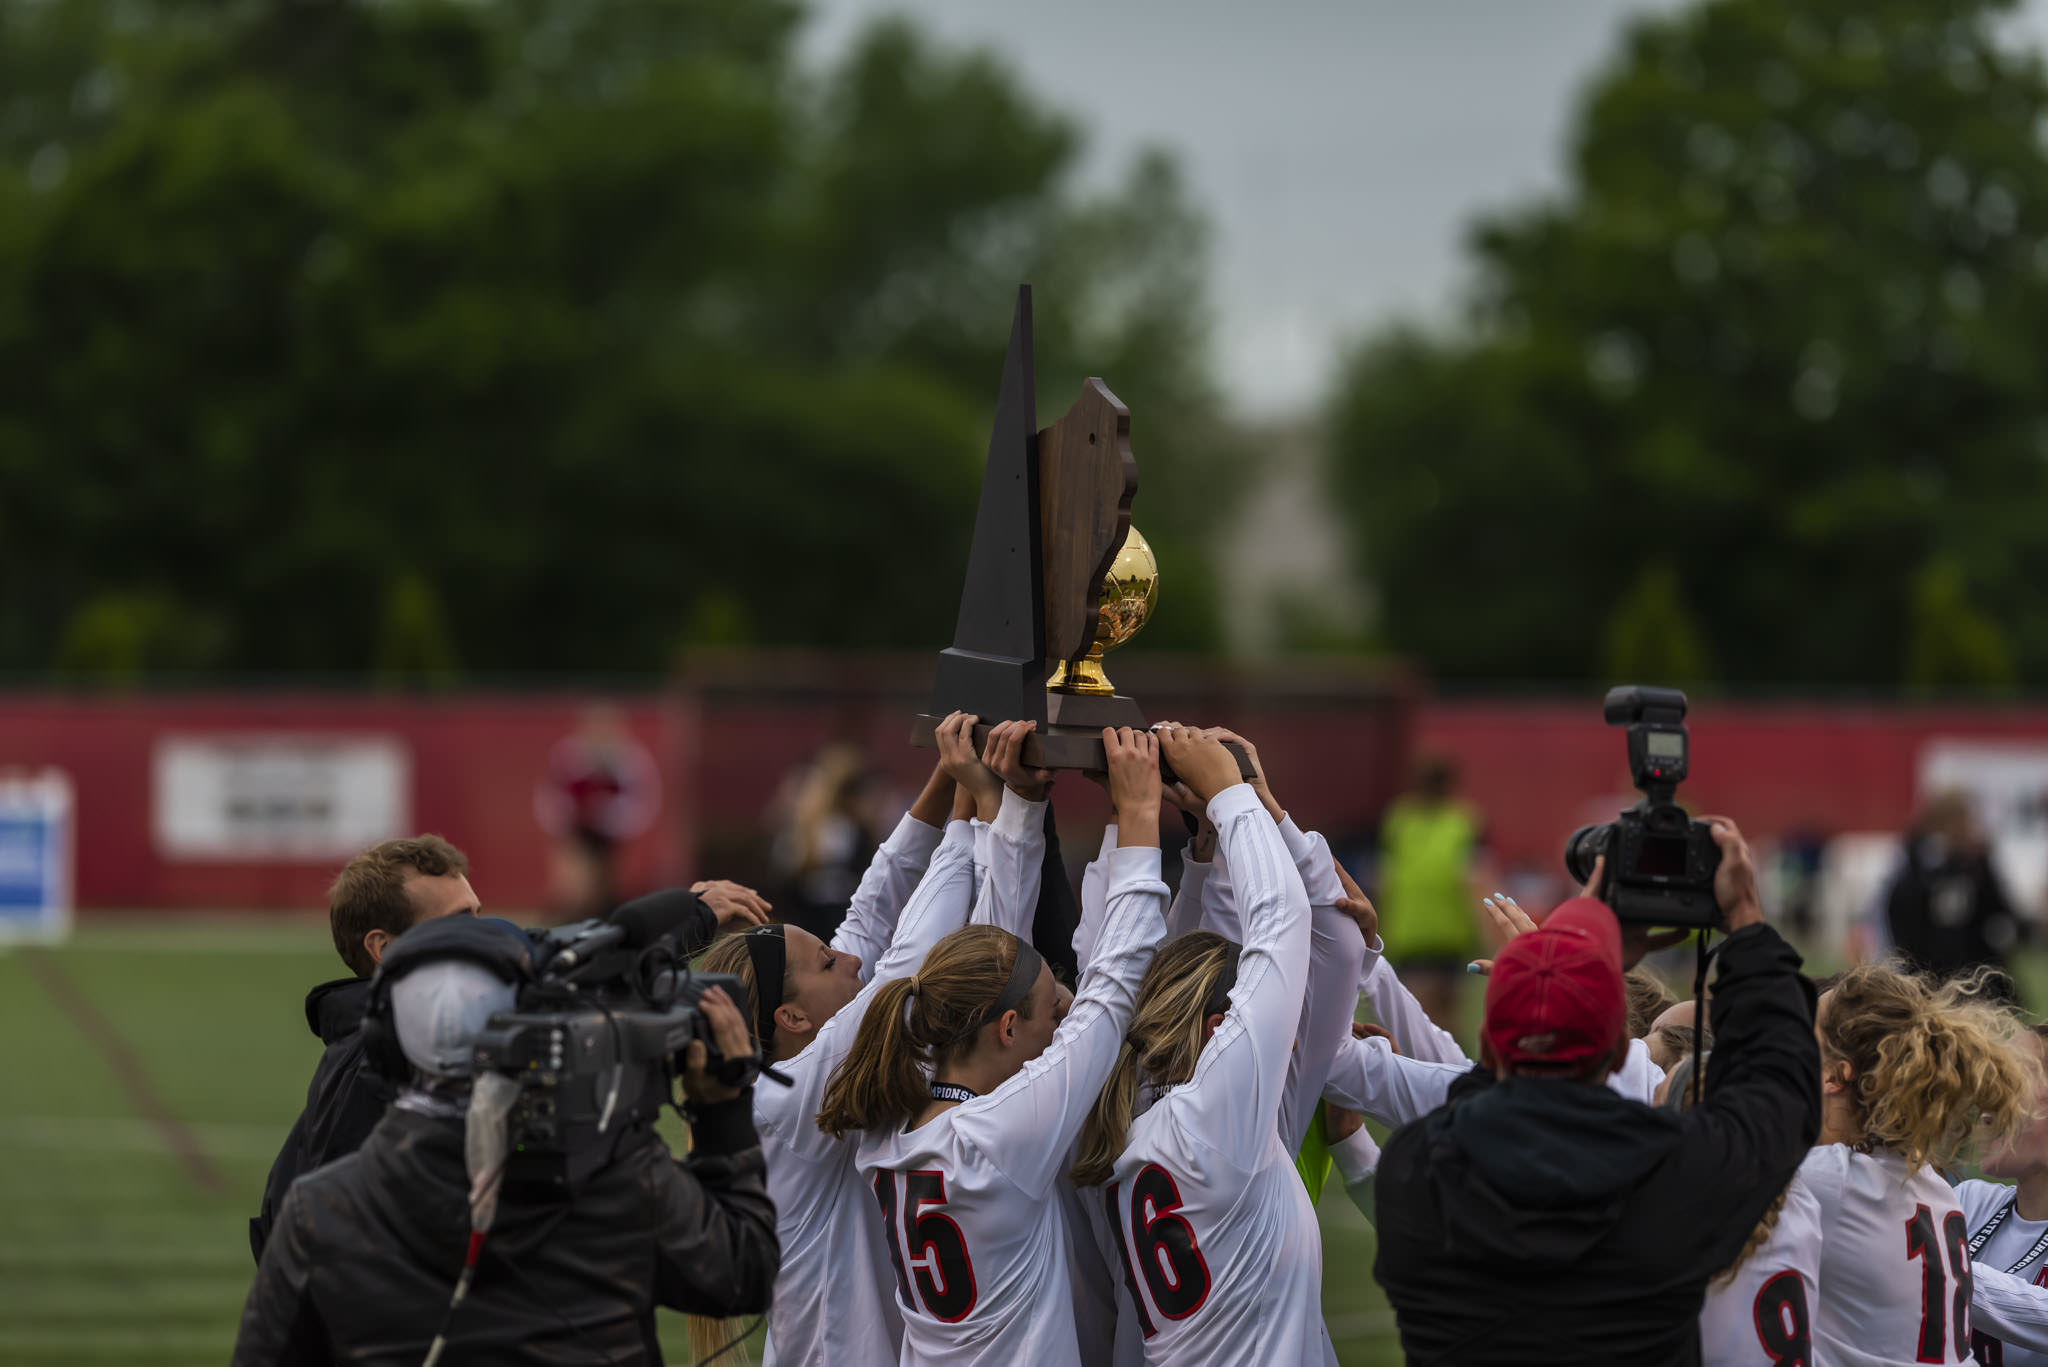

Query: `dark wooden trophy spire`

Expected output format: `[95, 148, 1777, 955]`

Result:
[926, 286, 1049, 727]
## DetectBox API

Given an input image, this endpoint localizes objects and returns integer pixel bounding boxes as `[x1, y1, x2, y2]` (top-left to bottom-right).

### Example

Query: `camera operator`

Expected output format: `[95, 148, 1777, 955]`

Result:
[231, 914, 778, 1367]
[251, 835, 770, 1263]
[1372, 819, 1820, 1365]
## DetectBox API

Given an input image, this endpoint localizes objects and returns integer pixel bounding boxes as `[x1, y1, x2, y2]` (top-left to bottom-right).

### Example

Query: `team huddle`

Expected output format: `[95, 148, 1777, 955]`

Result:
[703, 711, 2048, 1366]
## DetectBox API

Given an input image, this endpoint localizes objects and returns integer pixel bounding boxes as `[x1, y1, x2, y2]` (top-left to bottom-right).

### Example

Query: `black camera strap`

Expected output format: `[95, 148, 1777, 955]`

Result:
[1689, 929, 1713, 1111]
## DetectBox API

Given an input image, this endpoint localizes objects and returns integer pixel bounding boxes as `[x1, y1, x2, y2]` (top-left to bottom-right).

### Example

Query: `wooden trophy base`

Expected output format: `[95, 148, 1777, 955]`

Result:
[910, 697, 1255, 782]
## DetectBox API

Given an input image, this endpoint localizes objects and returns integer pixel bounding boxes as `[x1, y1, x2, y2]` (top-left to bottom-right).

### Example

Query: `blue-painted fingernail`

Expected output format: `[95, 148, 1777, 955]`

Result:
[1494, 891, 1507, 901]
[1466, 962, 1485, 975]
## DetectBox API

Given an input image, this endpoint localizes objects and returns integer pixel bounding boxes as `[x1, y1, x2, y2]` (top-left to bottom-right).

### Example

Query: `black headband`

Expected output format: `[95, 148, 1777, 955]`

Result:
[1201, 942, 1243, 1020]
[973, 935, 1043, 1035]
[743, 925, 786, 1043]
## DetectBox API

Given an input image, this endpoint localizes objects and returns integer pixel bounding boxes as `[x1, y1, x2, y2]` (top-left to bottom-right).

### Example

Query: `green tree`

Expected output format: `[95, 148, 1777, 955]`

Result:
[1330, 0, 2048, 688]
[0, 0, 1230, 676]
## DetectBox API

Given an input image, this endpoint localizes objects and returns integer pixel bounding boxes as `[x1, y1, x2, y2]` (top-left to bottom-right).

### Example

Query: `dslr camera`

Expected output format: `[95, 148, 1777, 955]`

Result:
[1562, 685, 1723, 928]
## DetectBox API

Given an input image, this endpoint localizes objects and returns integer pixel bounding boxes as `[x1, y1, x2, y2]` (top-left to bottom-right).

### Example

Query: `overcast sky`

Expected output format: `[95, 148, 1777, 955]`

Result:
[802, 0, 2048, 420]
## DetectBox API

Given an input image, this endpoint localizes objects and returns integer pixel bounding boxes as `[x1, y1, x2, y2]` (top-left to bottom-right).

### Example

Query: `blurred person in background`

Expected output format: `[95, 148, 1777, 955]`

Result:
[1885, 788, 2022, 1000]
[232, 916, 777, 1366]
[1376, 755, 1488, 1032]
[249, 835, 480, 1261]
[535, 703, 661, 921]
[768, 741, 892, 940]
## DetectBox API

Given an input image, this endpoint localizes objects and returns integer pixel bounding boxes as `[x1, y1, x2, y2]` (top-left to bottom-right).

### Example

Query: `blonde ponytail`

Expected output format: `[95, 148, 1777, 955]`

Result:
[1821, 961, 2035, 1171]
[817, 926, 1026, 1137]
[1070, 932, 1234, 1187]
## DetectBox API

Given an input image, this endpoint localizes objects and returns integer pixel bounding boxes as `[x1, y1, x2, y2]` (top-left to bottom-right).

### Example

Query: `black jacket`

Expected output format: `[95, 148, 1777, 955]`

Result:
[250, 977, 391, 1262]
[230, 1095, 778, 1366]
[1887, 834, 2020, 986]
[1373, 924, 1820, 1366]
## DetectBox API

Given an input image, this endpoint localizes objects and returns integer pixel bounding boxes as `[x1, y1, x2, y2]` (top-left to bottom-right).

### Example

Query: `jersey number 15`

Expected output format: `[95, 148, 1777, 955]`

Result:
[873, 1169, 978, 1322]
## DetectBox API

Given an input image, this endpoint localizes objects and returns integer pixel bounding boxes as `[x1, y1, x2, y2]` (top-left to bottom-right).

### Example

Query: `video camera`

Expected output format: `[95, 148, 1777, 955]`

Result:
[468, 895, 754, 1193]
[1562, 685, 1723, 928]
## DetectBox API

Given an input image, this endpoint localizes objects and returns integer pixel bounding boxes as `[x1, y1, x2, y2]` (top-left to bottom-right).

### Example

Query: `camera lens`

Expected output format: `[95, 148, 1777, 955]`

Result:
[1563, 824, 1610, 884]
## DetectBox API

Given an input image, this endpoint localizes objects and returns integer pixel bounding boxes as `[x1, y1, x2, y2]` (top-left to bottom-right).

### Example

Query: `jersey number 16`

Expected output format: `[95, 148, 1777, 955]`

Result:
[1108, 1164, 1213, 1338]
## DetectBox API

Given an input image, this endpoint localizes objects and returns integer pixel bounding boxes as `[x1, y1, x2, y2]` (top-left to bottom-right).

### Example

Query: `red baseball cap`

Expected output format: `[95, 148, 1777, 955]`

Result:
[1481, 897, 1627, 1071]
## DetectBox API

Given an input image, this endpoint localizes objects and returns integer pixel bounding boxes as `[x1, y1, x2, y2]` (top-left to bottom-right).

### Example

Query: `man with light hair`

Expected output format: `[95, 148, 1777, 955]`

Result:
[250, 835, 481, 1260]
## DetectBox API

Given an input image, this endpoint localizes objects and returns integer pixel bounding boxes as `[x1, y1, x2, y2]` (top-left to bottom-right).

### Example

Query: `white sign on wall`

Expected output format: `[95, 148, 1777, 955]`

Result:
[153, 735, 411, 862]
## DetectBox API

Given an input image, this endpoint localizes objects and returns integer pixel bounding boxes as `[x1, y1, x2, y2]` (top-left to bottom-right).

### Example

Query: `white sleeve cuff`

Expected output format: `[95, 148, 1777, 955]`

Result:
[939, 818, 976, 853]
[1204, 782, 1264, 828]
[1330, 1125, 1382, 1185]
[1107, 844, 1165, 889]
[1097, 824, 1119, 861]
[889, 812, 945, 863]
[1277, 814, 1317, 867]
[992, 788, 1047, 844]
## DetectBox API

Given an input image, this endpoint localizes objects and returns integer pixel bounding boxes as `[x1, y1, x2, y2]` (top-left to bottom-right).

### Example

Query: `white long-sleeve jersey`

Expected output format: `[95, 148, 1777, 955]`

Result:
[1358, 954, 1468, 1065]
[1320, 1030, 1662, 1129]
[854, 842, 1167, 1367]
[1958, 1178, 2048, 1365]
[1698, 1171, 1824, 1367]
[757, 816, 969, 1367]
[970, 789, 1045, 936]
[1107, 786, 1321, 1367]
[1804, 1144, 1977, 1366]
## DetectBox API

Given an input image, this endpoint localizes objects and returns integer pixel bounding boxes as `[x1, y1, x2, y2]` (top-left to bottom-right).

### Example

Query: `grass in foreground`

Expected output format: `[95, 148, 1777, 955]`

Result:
[0, 921, 1403, 1366]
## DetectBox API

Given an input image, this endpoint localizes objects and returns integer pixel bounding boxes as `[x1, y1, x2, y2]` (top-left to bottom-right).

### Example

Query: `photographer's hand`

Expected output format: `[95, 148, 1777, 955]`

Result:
[693, 880, 771, 931]
[1700, 816, 1764, 932]
[682, 986, 756, 1106]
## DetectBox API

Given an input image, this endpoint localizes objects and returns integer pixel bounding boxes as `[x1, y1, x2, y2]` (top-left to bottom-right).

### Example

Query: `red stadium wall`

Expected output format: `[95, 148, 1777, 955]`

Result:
[0, 693, 688, 912]
[9, 675, 2046, 912]
[1417, 699, 2048, 871]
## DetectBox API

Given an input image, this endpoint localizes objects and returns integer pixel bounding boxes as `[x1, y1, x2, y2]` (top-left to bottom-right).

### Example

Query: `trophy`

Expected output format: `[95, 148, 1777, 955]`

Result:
[911, 286, 1244, 778]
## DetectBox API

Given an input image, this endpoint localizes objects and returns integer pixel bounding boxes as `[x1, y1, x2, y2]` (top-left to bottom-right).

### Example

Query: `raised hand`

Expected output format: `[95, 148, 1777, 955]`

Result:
[692, 879, 772, 930]
[935, 711, 1002, 821]
[1103, 727, 1162, 843]
[1155, 726, 1243, 805]
[1467, 890, 1539, 976]
[982, 719, 1055, 802]
[1334, 861, 1378, 942]
[1203, 726, 1281, 821]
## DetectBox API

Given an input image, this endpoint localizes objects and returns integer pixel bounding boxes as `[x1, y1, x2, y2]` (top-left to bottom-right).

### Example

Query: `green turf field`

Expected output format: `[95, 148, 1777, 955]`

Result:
[0, 922, 1405, 1366]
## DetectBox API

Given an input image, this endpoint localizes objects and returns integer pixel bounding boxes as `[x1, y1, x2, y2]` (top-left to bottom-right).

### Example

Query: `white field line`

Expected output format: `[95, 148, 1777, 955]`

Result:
[0, 1114, 279, 1160]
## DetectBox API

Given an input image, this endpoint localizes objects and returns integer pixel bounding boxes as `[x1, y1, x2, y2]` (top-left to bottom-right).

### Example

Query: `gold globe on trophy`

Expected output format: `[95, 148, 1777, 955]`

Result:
[1047, 524, 1158, 697]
